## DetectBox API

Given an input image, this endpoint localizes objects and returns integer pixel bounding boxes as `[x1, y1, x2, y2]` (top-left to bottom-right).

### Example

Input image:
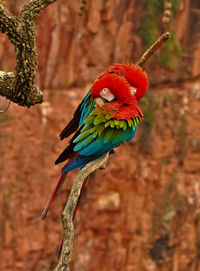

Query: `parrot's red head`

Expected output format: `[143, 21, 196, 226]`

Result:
[91, 74, 131, 103]
[91, 64, 149, 104]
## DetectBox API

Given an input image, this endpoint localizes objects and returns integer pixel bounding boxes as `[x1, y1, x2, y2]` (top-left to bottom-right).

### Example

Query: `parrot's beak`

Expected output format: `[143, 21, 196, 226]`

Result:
[95, 97, 105, 107]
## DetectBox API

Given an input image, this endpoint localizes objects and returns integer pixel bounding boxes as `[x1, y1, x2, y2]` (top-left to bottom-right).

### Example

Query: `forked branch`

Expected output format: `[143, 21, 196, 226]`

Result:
[0, 0, 57, 107]
[54, 31, 171, 271]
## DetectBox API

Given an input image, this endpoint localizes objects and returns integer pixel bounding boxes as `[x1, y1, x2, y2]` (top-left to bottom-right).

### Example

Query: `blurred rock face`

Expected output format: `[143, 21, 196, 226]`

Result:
[1, 1, 200, 271]
[0, 0, 200, 88]
[0, 82, 200, 271]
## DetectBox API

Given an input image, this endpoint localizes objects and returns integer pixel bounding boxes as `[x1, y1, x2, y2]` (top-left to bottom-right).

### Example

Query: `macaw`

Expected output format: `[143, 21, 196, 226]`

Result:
[41, 64, 149, 219]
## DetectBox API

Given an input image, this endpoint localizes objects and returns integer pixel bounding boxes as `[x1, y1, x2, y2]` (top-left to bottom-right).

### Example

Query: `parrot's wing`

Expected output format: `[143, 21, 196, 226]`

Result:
[61, 107, 141, 172]
[59, 90, 96, 140]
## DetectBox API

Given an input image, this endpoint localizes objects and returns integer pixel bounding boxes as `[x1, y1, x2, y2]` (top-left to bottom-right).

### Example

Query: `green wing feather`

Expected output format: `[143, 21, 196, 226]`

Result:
[73, 107, 142, 154]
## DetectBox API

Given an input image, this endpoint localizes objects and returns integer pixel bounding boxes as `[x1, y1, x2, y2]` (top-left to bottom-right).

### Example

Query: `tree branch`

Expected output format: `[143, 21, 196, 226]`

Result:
[0, 0, 57, 107]
[19, 0, 57, 21]
[0, 4, 20, 45]
[136, 32, 171, 68]
[54, 32, 171, 271]
[54, 154, 109, 271]
[0, 71, 43, 106]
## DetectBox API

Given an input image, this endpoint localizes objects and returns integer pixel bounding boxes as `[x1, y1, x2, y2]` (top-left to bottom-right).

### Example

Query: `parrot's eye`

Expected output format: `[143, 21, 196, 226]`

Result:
[100, 88, 115, 102]
[130, 87, 137, 95]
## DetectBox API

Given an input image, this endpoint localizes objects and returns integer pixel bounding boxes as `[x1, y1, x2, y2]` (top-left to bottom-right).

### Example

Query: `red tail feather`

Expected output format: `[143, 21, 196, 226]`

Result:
[41, 172, 67, 219]
[73, 177, 88, 219]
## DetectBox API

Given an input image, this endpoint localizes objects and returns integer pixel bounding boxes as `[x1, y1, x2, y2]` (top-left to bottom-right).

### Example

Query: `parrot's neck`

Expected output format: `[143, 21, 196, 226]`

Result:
[103, 99, 143, 120]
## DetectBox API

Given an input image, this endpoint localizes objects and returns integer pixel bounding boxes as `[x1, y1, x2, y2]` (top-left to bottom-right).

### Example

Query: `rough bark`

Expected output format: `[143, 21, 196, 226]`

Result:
[0, 0, 57, 107]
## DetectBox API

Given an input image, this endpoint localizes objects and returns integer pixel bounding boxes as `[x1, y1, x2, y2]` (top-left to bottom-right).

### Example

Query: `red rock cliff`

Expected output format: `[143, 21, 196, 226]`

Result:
[0, 81, 200, 271]
[0, 0, 200, 88]
[1, 1, 200, 271]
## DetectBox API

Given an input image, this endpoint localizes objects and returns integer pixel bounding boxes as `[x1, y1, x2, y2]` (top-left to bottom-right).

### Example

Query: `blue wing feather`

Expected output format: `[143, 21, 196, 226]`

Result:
[59, 90, 95, 140]
[61, 114, 139, 173]
[79, 90, 96, 125]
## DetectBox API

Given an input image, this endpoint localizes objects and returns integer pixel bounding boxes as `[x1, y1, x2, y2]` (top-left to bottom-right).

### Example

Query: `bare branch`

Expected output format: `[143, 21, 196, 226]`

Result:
[55, 31, 171, 271]
[54, 154, 109, 271]
[136, 32, 171, 68]
[19, 0, 57, 21]
[0, 4, 20, 45]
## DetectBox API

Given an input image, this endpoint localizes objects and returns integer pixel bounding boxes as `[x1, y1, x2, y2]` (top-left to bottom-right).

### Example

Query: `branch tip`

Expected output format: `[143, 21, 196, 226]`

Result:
[136, 31, 171, 67]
